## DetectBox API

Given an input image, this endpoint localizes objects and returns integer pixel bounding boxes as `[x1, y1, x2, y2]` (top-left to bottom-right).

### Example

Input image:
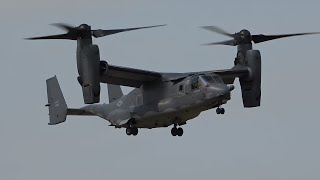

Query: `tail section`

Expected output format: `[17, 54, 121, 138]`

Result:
[107, 84, 123, 103]
[46, 76, 68, 125]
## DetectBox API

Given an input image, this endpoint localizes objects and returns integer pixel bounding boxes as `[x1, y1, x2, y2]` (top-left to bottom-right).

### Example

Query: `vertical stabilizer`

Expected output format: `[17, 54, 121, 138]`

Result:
[107, 84, 123, 103]
[46, 76, 68, 125]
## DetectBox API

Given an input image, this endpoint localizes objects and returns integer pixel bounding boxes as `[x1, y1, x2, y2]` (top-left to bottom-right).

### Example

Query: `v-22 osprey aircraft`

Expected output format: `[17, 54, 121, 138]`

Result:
[27, 23, 320, 136]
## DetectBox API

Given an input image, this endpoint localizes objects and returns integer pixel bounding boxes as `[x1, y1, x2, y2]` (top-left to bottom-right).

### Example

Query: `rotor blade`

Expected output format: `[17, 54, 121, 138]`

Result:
[201, 26, 234, 38]
[92, 24, 166, 38]
[202, 39, 237, 46]
[25, 33, 73, 40]
[252, 32, 320, 43]
[50, 23, 76, 32]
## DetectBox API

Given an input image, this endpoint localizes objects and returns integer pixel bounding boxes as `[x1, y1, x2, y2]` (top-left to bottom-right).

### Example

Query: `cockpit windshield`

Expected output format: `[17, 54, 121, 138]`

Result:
[201, 76, 215, 83]
[213, 75, 223, 83]
[200, 75, 223, 84]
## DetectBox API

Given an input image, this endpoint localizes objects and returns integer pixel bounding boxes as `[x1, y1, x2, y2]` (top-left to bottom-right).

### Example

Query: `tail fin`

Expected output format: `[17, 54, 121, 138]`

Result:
[46, 76, 68, 125]
[107, 84, 123, 103]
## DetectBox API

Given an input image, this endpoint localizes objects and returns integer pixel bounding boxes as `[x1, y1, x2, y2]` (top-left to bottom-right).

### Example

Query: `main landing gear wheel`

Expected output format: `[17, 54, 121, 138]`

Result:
[126, 127, 132, 136]
[171, 127, 177, 136]
[216, 107, 225, 115]
[132, 127, 138, 136]
[126, 127, 138, 136]
[171, 127, 184, 137]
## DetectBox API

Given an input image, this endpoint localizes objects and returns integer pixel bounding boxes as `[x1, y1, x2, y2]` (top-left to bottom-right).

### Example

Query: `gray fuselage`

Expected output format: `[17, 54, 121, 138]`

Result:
[82, 74, 233, 129]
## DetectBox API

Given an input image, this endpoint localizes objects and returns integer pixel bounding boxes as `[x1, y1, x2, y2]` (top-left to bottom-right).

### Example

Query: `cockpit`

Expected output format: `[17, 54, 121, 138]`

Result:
[182, 74, 233, 101]
[190, 74, 224, 90]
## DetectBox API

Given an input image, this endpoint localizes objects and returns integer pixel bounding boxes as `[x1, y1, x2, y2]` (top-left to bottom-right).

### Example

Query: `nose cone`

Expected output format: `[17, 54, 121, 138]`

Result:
[205, 84, 231, 99]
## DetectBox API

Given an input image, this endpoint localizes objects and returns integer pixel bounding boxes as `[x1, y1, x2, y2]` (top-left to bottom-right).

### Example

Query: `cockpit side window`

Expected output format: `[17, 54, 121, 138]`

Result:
[191, 77, 199, 90]
[178, 84, 184, 92]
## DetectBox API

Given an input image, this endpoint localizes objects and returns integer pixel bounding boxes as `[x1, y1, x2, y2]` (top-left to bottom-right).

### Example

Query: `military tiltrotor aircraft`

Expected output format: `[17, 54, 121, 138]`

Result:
[27, 24, 320, 136]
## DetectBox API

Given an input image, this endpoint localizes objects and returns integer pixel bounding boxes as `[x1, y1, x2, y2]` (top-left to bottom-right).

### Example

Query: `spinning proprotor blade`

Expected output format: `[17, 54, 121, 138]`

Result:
[26, 23, 166, 40]
[202, 26, 320, 46]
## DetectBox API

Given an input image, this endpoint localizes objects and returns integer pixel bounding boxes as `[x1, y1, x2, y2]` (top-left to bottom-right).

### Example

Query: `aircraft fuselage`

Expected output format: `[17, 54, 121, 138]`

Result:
[82, 74, 233, 129]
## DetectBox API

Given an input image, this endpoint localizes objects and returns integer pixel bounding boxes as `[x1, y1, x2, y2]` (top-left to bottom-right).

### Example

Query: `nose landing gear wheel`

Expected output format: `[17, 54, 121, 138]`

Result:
[171, 127, 184, 137]
[216, 107, 225, 114]
[171, 127, 178, 136]
[177, 127, 183, 136]
[126, 127, 138, 136]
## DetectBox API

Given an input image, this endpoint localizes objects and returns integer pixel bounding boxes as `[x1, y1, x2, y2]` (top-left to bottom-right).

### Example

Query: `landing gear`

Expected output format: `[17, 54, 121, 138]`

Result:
[216, 107, 225, 114]
[171, 126, 184, 137]
[132, 127, 138, 136]
[171, 127, 177, 136]
[126, 127, 132, 135]
[126, 126, 138, 136]
[177, 127, 183, 136]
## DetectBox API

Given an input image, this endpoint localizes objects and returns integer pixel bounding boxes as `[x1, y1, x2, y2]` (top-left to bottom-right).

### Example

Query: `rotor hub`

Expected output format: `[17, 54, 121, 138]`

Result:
[239, 29, 251, 38]
[236, 29, 252, 44]
[79, 24, 91, 30]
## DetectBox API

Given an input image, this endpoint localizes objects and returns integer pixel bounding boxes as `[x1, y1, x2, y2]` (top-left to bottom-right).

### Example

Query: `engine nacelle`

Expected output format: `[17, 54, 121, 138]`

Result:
[78, 44, 101, 104]
[239, 50, 261, 108]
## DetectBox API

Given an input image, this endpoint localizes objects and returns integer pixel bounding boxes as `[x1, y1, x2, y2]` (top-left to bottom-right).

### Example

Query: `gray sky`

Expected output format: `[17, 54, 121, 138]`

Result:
[1, 0, 320, 179]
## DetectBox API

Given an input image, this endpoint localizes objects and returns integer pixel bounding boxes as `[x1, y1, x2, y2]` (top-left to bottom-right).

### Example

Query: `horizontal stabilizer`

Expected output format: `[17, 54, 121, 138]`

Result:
[67, 108, 95, 116]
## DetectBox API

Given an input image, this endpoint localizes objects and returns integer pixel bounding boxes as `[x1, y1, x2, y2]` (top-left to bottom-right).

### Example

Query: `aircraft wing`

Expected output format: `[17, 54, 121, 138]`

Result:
[209, 66, 249, 84]
[100, 64, 249, 87]
[162, 65, 249, 84]
[100, 65, 162, 88]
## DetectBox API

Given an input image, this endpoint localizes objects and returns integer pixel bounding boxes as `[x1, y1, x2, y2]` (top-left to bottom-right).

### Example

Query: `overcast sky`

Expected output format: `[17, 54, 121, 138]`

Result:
[1, 0, 320, 179]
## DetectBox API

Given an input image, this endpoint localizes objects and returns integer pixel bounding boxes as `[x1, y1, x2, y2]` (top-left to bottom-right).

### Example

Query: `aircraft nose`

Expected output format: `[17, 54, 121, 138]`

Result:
[217, 86, 230, 97]
[205, 84, 231, 99]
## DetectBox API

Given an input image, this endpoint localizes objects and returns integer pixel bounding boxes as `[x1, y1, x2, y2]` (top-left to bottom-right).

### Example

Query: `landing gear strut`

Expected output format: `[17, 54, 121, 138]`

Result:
[126, 126, 138, 136]
[216, 107, 225, 114]
[171, 125, 183, 137]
